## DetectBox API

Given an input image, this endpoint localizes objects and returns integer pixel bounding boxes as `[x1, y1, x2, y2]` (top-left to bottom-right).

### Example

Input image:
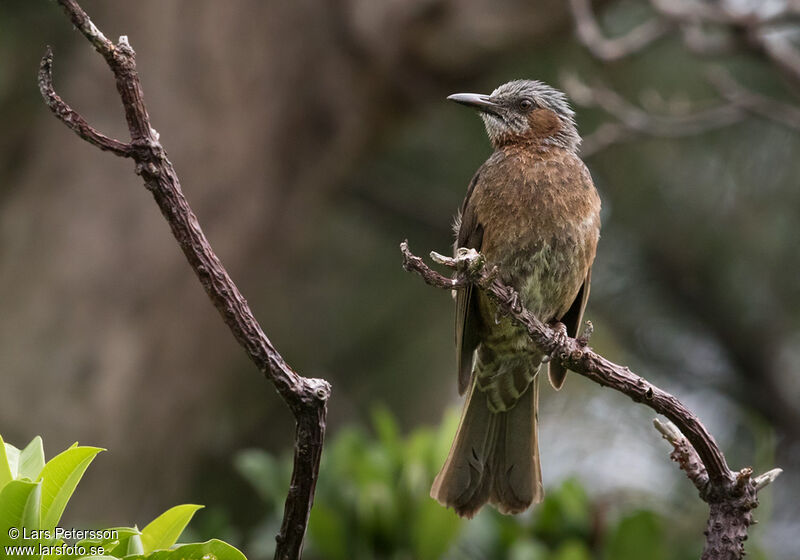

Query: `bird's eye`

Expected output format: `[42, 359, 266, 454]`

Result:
[519, 99, 533, 111]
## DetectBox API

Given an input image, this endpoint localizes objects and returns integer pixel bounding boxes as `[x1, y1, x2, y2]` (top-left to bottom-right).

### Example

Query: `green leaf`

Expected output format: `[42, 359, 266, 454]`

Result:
[4, 441, 20, 480]
[98, 527, 142, 558]
[127, 532, 145, 555]
[0, 479, 41, 529]
[411, 497, 462, 560]
[234, 450, 288, 507]
[125, 538, 247, 560]
[0, 480, 42, 556]
[141, 504, 204, 553]
[19, 437, 45, 480]
[508, 540, 548, 560]
[553, 540, 592, 560]
[307, 504, 348, 560]
[21, 482, 41, 530]
[371, 405, 400, 450]
[0, 435, 14, 490]
[37, 445, 103, 530]
[41, 539, 66, 560]
[604, 510, 665, 560]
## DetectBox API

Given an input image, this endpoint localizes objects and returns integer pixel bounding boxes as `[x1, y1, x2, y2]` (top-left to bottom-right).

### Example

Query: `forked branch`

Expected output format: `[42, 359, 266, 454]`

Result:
[401, 241, 780, 560]
[40, 2, 329, 559]
[566, 0, 800, 155]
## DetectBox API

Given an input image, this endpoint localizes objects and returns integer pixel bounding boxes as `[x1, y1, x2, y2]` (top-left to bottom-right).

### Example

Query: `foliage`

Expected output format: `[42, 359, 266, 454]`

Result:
[0, 434, 245, 560]
[234, 408, 769, 560]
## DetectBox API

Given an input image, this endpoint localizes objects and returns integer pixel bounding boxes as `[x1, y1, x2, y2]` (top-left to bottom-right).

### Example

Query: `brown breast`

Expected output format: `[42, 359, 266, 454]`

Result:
[470, 145, 601, 321]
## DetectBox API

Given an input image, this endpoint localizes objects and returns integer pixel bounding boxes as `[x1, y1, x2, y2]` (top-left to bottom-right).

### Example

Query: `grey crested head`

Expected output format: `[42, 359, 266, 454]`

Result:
[447, 79, 580, 151]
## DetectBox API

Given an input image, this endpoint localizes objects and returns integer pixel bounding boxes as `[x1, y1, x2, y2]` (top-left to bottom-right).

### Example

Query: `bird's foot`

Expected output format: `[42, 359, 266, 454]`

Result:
[507, 290, 522, 314]
[493, 291, 522, 324]
[431, 248, 486, 283]
[577, 320, 594, 347]
[455, 247, 486, 278]
[549, 321, 569, 355]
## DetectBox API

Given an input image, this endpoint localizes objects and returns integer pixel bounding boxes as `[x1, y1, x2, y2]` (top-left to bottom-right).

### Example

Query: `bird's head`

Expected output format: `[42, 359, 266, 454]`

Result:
[448, 80, 580, 151]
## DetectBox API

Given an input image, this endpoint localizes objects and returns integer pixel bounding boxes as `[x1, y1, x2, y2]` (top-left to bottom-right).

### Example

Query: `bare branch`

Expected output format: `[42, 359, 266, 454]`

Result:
[578, 122, 637, 157]
[38, 49, 132, 157]
[43, 2, 330, 559]
[562, 72, 746, 156]
[565, 73, 745, 134]
[649, 0, 736, 25]
[749, 28, 800, 84]
[651, 0, 800, 83]
[654, 418, 709, 493]
[679, 23, 739, 56]
[564, 65, 800, 156]
[54, 0, 115, 61]
[568, 0, 673, 61]
[708, 66, 800, 128]
[401, 241, 780, 560]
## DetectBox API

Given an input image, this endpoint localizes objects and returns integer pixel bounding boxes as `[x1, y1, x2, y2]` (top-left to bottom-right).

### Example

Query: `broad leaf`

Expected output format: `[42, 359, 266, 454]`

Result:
[0, 480, 42, 557]
[19, 437, 45, 481]
[125, 539, 247, 560]
[98, 527, 142, 558]
[604, 510, 665, 560]
[37, 445, 103, 530]
[140, 504, 203, 553]
[0, 435, 14, 490]
[307, 504, 348, 560]
[4, 441, 20, 480]
[127, 532, 145, 555]
[411, 497, 462, 560]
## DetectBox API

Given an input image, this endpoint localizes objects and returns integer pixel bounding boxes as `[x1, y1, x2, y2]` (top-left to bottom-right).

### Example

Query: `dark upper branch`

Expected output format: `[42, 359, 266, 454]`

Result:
[708, 66, 800, 128]
[571, 0, 800, 85]
[38, 48, 133, 157]
[43, 2, 330, 559]
[568, 0, 673, 61]
[562, 71, 800, 156]
[560, 73, 746, 156]
[55, 0, 115, 62]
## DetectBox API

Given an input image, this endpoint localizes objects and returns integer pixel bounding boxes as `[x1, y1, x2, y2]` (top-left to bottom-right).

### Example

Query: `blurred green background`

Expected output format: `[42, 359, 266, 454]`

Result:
[0, 1, 797, 558]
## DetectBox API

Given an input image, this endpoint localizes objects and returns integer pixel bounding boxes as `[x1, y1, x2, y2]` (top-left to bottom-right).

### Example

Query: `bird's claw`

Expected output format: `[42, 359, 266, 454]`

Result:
[455, 247, 485, 277]
[549, 321, 569, 356]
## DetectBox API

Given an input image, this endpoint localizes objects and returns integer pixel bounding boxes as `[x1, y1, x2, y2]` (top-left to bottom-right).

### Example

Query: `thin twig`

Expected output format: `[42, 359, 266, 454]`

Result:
[568, 0, 673, 62]
[654, 418, 709, 493]
[561, 72, 747, 156]
[709, 66, 800, 128]
[400, 241, 781, 560]
[38, 49, 132, 157]
[42, 2, 330, 559]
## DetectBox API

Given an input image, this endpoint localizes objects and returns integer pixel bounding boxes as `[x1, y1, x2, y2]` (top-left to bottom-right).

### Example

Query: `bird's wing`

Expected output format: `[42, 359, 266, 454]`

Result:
[455, 171, 484, 394]
[547, 267, 591, 390]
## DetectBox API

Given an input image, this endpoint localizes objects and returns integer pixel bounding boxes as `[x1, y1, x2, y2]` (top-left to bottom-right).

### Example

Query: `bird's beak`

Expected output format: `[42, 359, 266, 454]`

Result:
[447, 93, 500, 114]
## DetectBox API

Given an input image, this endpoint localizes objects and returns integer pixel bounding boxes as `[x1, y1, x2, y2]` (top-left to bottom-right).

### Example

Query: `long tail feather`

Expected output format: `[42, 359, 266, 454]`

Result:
[431, 377, 543, 518]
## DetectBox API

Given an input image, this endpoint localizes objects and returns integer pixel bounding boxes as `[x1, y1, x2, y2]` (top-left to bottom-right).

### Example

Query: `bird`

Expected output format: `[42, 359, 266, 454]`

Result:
[430, 79, 601, 518]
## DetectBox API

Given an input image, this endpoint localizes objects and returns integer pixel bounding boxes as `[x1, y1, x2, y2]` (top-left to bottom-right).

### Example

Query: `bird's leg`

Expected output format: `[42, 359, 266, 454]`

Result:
[548, 320, 569, 354]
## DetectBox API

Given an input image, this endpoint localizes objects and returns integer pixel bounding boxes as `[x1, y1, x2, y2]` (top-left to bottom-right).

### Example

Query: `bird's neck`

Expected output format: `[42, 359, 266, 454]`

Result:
[493, 134, 579, 155]
[490, 127, 580, 153]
